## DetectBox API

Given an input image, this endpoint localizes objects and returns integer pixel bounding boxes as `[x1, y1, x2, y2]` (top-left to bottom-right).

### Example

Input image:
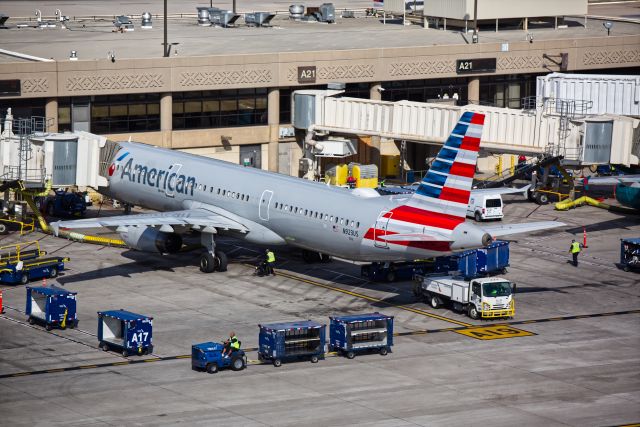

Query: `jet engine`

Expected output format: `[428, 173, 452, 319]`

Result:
[449, 222, 492, 251]
[120, 226, 182, 254]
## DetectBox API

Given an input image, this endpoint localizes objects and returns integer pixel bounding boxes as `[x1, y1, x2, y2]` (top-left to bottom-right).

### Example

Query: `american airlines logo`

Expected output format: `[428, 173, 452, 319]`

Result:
[119, 157, 197, 196]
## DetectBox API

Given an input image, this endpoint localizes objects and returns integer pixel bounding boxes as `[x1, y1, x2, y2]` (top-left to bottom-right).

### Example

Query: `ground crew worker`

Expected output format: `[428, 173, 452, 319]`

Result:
[265, 249, 276, 275]
[222, 331, 240, 358]
[569, 239, 582, 267]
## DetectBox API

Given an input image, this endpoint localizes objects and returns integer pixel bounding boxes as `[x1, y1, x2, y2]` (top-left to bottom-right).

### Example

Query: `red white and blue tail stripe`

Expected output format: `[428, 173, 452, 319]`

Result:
[406, 111, 484, 219]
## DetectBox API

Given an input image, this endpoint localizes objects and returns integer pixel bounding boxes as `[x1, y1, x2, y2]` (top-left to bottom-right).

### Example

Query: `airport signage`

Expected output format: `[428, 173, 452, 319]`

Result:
[456, 58, 497, 74]
[298, 66, 317, 84]
[455, 325, 535, 340]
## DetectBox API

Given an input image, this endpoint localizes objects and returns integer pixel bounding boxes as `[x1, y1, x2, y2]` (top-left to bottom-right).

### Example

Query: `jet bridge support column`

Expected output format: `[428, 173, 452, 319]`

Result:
[160, 93, 172, 149]
[369, 83, 382, 168]
[45, 99, 58, 132]
[468, 78, 480, 105]
[268, 88, 280, 173]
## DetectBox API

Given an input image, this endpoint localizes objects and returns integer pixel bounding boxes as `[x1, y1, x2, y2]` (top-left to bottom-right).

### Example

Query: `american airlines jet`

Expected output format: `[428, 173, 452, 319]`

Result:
[53, 112, 563, 273]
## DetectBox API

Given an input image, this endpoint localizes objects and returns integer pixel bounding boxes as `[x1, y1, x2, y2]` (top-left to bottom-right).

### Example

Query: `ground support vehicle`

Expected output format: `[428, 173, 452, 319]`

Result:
[414, 275, 515, 320]
[467, 194, 504, 221]
[434, 241, 509, 278]
[361, 261, 432, 282]
[258, 321, 325, 367]
[329, 313, 393, 359]
[191, 342, 247, 373]
[620, 238, 640, 272]
[98, 310, 153, 357]
[43, 190, 88, 218]
[0, 256, 69, 285]
[26, 286, 78, 330]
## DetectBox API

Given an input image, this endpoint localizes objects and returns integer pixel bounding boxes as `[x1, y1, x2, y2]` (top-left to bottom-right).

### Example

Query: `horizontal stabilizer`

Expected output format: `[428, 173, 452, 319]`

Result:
[481, 221, 565, 237]
[380, 233, 453, 242]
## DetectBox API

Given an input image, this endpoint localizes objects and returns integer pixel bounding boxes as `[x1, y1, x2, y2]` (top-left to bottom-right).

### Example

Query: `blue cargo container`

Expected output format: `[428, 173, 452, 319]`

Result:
[26, 286, 78, 330]
[98, 310, 153, 357]
[191, 342, 247, 373]
[258, 320, 325, 367]
[620, 238, 640, 272]
[329, 312, 393, 359]
[435, 241, 509, 279]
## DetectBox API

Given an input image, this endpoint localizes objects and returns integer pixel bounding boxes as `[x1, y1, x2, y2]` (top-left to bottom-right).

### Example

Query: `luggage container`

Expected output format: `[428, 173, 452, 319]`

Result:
[26, 286, 78, 330]
[329, 312, 393, 359]
[98, 310, 153, 357]
[258, 320, 325, 367]
[435, 241, 509, 279]
[191, 342, 247, 374]
[620, 238, 640, 272]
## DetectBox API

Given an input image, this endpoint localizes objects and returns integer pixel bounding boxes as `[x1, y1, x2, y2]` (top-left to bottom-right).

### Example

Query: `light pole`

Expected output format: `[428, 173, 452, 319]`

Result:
[163, 0, 169, 57]
[472, 0, 478, 43]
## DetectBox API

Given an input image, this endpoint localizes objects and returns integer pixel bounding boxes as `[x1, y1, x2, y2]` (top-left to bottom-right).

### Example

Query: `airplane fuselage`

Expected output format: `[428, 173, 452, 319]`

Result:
[106, 142, 471, 261]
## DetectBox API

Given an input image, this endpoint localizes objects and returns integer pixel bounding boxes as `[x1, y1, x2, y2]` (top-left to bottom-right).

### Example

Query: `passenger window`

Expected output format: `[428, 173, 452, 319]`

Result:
[222, 190, 226, 196]
[294, 207, 298, 213]
[356, 221, 360, 227]
[246, 196, 249, 202]
[340, 218, 344, 225]
[324, 214, 329, 220]
[217, 188, 221, 194]
[304, 209, 308, 215]
[335, 217, 339, 224]
[350, 221, 355, 227]
[330, 216, 334, 221]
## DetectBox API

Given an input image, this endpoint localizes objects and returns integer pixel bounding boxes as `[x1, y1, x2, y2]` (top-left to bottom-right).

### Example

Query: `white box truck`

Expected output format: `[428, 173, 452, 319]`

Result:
[413, 275, 515, 319]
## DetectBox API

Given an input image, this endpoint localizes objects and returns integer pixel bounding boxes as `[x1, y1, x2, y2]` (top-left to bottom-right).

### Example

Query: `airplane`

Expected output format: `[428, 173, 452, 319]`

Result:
[52, 111, 564, 273]
[585, 175, 640, 210]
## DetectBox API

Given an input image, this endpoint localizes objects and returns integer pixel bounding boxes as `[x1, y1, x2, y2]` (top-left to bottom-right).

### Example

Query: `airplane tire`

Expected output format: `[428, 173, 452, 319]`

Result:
[215, 251, 228, 272]
[302, 250, 319, 263]
[535, 193, 549, 205]
[0, 223, 6, 234]
[199, 253, 216, 273]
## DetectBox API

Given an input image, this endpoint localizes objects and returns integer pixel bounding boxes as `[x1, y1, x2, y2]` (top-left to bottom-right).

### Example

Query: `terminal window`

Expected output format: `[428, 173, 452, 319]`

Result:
[173, 89, 267, 130]
[0, 80, 21, 97]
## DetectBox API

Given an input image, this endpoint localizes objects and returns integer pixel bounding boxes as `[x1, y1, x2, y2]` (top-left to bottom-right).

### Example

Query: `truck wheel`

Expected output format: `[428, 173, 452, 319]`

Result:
[28, 317, 35, 325]
[49, 267, 58, 278]
[535, 193, 549, 205]
[380, 347, 388, 356]
[310, 355, 319, 363]
[474, 212, 482, 222]
[430, 295, 442, 309]
[273, 359, 282, 367]
[623, 265, 630, 272]
[45, 324, 52, 331]
[100, 342, 109, 351]
[346, 351, 355, 359]
[122, 349, 128, 357]
[468, 305, 480, 320]
[0, 223, 7, 234]
[20, 274, 29, 285]
[206, 363, 219, 374]
[231, 357, 245, 371]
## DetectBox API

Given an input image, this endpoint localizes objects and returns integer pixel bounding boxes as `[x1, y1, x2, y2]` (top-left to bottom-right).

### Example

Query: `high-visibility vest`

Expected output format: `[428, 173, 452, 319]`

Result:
[266, 251, 275, 263]
[230, 336, 240, 350]
[571, 242, 581, 254]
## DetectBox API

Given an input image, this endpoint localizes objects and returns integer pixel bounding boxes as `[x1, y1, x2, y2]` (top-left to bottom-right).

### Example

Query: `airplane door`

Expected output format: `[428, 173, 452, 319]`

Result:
[373, 210, 391, 248]
[259, 190, 273, 221]
[164, 163, 182, 198]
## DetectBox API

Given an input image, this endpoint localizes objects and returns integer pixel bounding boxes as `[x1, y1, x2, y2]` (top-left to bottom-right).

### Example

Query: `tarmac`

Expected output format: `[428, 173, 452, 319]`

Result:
[0, 196, 639, 426]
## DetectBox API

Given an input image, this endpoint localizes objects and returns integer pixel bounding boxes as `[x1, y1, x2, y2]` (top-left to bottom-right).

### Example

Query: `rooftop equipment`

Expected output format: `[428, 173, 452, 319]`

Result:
[113, 15, 134, 32]
[208, 8, 241, 27]
[289, 4, 304, 20]
[141, 12, 152, 29]
[317, 3, 335, 23]
[0, 14, 8, 29]
[197, 7, 211, 26]
[244, 12, 276, 27]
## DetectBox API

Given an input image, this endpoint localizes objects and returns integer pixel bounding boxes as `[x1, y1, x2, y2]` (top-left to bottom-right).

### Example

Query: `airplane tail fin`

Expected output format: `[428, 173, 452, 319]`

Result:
[404, 111, 485, 219]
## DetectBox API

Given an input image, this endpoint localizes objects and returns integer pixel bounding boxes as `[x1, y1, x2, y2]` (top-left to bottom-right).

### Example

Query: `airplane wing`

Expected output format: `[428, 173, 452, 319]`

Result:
[50, 208, 249, 235]
[379, 232, 453, 242]
[481, 221, 565, 237]
[471, 185, 531, 196]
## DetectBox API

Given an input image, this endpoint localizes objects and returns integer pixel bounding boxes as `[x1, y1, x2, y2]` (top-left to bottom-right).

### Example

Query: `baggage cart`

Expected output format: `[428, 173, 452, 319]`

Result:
[98, 310, 153, 357]
[329, 312, 393, 359]
[620, 238, 640, 272]
[26, 286, 78, 330]
[1, 256, 69, 285]
[258, 320, 325, 367]
[191, 342, 247, 374]
[435, 241, 509, 279]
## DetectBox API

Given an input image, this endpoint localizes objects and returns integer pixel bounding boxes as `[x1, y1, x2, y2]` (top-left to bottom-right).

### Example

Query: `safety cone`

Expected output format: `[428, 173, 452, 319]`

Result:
[583, 227, 588, 248]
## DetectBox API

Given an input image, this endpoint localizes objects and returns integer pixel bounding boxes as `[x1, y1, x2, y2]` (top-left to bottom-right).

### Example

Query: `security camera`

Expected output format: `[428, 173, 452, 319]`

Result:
[108, 51, 116, 62]
[526, 33, 534, 43]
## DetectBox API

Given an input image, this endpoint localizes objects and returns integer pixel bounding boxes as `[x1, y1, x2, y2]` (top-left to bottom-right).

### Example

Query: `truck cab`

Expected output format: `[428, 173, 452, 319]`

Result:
[415, 275, 515, 320]
[467, 194, 503, 222]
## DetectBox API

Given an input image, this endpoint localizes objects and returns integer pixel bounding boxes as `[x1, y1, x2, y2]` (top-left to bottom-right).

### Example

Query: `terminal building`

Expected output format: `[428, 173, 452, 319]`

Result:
[0, 0, 639, 179]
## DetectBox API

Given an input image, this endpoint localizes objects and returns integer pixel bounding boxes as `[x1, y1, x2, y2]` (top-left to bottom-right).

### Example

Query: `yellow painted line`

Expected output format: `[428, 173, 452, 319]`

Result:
[143, 358, 161, 363]
[617, 423, 640, 427]
[275, 270, 472, 327]
[455, 325, 535, 340]
[548, 317, 565, 321]
[11, 372, 31, 377]
[45, 368, 65, 373]
[79, 365, 97, 369]
[520, 320, 537, 324]
[175, 355, 191, 359]
[111, 361, 130, 366]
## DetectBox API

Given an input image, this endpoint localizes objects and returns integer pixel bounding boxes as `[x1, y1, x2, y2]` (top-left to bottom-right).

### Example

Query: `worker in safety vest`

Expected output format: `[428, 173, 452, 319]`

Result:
[222, 331, 240, 358]
[569, 239, 582, 267]
[265, 249, 276, 276]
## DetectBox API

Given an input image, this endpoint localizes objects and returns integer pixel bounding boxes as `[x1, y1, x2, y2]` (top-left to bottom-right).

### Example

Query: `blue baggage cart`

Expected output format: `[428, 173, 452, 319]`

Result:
[258, 320, 325, 367]
[329, 312, 393, 359]
[435, 241, 509, 279]
[191, 341, 247, 373]
[98, 310, 153, 357]
[26, 286, 78, 330]
[620, 238, 640, 272]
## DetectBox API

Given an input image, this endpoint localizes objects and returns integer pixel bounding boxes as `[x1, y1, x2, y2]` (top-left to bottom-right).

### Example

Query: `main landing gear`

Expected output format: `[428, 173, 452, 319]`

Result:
[199, 232, 228, 273]
[302, 249, 332, 263]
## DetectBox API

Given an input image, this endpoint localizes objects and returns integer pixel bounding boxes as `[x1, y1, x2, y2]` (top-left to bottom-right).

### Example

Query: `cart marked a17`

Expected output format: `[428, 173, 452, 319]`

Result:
[131, 332, 149, 343]
[455, 325, 535, 340]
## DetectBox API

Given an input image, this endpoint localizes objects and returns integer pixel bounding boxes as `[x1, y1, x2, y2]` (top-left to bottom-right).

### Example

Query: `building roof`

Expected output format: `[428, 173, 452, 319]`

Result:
[0, 1, 638, 61]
